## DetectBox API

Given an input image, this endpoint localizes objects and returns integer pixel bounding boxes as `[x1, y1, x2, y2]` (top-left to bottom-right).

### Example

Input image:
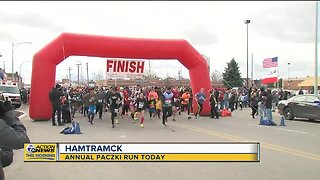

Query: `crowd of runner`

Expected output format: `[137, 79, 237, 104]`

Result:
[49, 84, 299, 128]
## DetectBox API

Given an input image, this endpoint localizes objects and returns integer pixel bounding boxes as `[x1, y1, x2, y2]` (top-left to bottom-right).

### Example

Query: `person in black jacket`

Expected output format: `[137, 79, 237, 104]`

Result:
[265, 89, 276, 125]
[0, 101, 30, 180]
[49, 84, 64, 126]
[259, 87, 267, 118]
[250, 92, 259, 119]
[106, 88, 122, 128]
[229, 91, 236, 112]
[210, 90, 219, 119]
[96, 88, 106, 119]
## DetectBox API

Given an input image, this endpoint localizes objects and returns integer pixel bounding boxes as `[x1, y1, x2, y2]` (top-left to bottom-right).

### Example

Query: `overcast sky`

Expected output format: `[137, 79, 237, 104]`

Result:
[0, 1, 318, 84]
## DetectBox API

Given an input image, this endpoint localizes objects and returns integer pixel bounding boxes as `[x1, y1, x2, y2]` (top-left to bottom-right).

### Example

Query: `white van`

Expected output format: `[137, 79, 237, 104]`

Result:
[0, 81, 21, 108]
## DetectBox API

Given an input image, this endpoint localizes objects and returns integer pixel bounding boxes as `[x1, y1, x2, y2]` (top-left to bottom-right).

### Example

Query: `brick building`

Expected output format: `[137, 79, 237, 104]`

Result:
[282, 78, 306, 90]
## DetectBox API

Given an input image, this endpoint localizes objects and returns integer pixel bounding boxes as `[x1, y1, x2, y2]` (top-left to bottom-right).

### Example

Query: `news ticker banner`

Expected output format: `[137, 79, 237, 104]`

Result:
[106, 59, 145, 79]
[24, 143, 260, 162]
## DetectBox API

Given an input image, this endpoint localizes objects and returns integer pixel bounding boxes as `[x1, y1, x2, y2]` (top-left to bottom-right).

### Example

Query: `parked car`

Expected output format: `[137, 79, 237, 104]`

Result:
[278, 94, 320, 120]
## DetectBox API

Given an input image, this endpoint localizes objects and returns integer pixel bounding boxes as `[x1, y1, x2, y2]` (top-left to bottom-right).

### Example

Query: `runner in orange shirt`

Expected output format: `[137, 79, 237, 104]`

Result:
[181, 89, 191, 119]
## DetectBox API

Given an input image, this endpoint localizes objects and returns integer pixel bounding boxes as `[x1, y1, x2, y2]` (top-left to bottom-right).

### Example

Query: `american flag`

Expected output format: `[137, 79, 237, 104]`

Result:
[263, 57, 278, 68]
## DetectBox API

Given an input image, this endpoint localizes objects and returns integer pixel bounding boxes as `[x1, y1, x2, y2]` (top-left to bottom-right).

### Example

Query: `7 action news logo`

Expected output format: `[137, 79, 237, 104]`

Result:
[24, 144, 57, 161]
[26, 144, 55, 153]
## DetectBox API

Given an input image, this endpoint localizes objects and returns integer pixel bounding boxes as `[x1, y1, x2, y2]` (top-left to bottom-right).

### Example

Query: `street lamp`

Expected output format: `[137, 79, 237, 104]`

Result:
[12, 41, 32, 81]
[288, 62, 291, 90]
[244, 20, 251, 89]
[19, 61, 31, 88]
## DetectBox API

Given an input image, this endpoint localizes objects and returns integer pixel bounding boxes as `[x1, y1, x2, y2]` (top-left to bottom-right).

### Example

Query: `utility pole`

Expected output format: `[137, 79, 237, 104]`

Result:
[244, 20, 251, 89]
[67, 67, 72, 86]
[76, 63, 81, 86]
[86, 62, 89, 86]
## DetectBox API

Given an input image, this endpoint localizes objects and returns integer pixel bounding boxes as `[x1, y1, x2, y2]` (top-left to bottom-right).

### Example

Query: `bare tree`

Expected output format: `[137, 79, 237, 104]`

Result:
[211, 70, 223, 82]
[95, 70, 104, 86]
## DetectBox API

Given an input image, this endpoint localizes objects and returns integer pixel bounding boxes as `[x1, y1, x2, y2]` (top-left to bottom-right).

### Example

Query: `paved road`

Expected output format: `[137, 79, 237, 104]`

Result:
[4, 105, 320, 180]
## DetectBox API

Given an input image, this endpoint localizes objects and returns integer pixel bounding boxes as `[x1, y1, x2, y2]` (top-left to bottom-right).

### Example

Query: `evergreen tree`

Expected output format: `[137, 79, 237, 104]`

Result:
[222, 58, 243, 88]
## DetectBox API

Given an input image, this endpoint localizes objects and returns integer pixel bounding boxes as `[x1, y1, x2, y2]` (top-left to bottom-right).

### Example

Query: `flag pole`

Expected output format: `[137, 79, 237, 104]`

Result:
[315, 1, 319, 95]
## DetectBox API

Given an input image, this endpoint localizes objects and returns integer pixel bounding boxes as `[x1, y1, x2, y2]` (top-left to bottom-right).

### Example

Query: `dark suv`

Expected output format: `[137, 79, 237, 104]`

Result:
[278, 95, 320, 120]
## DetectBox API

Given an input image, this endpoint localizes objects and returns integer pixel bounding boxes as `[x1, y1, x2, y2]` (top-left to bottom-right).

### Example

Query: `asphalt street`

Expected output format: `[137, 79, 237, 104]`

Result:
[4, 105, 320, 180]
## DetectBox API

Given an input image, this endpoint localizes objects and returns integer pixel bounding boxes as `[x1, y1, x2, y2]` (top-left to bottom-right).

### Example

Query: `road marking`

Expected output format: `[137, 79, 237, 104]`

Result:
[278, 128, 308, 134]
[170, 122, 320, 161]
[249, 123, 308, 134]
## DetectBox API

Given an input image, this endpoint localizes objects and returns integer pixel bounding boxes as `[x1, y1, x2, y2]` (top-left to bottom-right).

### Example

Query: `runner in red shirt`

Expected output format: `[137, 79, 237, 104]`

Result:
[172, 87, 181, 121]
[121, 87, 130, 117]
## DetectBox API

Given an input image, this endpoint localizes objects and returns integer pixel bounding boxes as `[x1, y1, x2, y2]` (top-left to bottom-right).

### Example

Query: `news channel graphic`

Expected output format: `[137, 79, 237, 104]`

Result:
[24, 143, 58, 162]
[24, 143, 260, 162]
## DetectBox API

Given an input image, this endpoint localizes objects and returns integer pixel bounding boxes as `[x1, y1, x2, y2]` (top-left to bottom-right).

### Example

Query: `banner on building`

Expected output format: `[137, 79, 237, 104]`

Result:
[106, 59, 145, 79]
[24, 142, 260, 162]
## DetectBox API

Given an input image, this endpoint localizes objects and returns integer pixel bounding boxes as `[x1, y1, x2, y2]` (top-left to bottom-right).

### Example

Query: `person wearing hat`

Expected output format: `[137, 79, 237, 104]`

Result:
[48, 84, 64, 126]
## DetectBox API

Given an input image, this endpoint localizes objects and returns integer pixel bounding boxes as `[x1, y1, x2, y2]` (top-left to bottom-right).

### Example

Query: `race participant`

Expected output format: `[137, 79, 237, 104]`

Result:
[118, 87, 124, 118]
[148, 87, 159, 101]
[172, 87, 181, 121]
[181, 89, 191, 119]
[83, 87, 97, 125]
[129, 93, 137, 123]
[69, 88, 82, 118]
[195, 88, 207, 119]
[148, 95, 157, 120]
[189, 89, 194, 112]
[155, 97, 162, 119]
[121, 87, 130, 118]
[135, 92, 148, 128]
[81, 88, 89, 117]
[162, 87, 174, 126]
[96, 87, 105, 119]
[106, 87, 122, 128]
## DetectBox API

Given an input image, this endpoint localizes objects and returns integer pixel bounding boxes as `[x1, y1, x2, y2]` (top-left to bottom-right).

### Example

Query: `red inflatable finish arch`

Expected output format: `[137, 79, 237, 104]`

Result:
[29, 33, 211, 120]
